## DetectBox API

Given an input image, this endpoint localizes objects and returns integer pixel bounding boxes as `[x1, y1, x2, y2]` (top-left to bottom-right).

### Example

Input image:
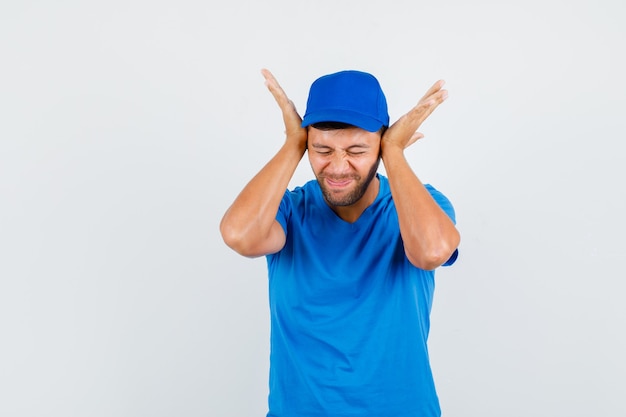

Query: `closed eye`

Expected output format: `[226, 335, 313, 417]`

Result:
[346, 146, 369, 155]
[310, 144, 333, 155]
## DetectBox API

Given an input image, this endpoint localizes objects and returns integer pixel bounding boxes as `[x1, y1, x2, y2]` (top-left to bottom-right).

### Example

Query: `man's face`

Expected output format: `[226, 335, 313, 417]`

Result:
[307, 126, 381, 207]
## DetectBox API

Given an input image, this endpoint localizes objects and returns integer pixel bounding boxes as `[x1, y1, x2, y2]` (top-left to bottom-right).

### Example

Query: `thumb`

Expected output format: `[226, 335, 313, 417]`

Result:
[406, 131, 425, 148]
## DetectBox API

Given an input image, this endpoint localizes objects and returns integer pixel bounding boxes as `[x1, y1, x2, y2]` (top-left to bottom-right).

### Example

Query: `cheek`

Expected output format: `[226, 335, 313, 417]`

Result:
[352, 156, 378, 171]
[308, 154, 326, 173]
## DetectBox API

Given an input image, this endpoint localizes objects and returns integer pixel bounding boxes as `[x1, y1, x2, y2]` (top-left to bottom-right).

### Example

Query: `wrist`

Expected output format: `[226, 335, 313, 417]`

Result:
[381, 141, 405, 161]
[283, 135, 307, 157]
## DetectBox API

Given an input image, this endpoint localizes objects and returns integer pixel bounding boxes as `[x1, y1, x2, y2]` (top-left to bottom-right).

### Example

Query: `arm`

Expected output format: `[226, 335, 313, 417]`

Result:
[219, 69, 307, 258]
[381, 80, 460, 270]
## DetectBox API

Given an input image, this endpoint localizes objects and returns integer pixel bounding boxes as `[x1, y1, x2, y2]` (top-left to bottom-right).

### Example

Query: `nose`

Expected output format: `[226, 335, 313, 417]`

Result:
[327, 152, 350, 175]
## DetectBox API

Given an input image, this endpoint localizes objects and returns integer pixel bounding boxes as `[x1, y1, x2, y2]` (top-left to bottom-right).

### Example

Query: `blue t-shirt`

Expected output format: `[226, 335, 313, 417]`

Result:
[266, 174, 457, 417]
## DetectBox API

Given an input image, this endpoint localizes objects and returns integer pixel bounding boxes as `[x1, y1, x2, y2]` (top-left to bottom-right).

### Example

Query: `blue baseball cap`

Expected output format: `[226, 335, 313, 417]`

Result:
[301, 70, 389, 132]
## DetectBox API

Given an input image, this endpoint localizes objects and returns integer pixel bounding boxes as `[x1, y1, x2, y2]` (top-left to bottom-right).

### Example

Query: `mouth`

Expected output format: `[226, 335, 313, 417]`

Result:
[325, 177, 353, 189]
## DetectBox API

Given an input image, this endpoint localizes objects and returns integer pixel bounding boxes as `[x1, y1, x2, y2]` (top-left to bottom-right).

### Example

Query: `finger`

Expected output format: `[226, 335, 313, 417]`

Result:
[261, 68, 303, 121]
[409, 88, 448, 123]
[411, 131, 425, 142]
[384, 91, 445, 145]
[261, 68, 291, 109]
[419, 79, 446, 103]
[261, 69, 304, 134]
[405, 131, 425, 148]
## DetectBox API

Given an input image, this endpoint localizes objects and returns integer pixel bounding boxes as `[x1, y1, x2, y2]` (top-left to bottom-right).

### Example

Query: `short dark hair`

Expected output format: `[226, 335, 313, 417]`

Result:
[310, 121, 354, 130]
[309, 121, 387, 136]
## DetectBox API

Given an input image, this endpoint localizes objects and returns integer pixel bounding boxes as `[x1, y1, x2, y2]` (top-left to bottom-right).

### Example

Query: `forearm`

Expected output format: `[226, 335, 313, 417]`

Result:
[220, 140, 305, 255]
[382, 146, 460, 270]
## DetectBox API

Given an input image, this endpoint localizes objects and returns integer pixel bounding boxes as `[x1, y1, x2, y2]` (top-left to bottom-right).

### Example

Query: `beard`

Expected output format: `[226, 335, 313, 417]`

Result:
[316, 158, 380, 207]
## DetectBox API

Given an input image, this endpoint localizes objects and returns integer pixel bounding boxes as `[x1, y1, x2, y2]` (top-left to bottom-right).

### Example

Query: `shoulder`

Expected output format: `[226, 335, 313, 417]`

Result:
[286, 179, 319, 195]
[277, 179, 324, 220]
[376, 174, 392, 199]
[283, 179, 321, 205]
[423, 183, 449, 200]
[423, 183, 456, 223]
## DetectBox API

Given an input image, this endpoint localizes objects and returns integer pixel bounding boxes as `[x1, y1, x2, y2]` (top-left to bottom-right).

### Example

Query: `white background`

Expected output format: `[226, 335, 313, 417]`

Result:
[1, 1, 625, 416]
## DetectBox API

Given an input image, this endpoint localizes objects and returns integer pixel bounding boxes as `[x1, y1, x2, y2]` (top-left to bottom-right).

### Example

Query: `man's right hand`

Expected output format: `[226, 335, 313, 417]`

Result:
[220, 70, 307, 258]
[261, 69, 308, 151]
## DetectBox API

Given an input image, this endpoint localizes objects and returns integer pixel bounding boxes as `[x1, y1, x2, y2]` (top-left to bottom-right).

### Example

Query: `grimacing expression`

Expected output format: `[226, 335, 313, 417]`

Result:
[307, 127, 381, 207]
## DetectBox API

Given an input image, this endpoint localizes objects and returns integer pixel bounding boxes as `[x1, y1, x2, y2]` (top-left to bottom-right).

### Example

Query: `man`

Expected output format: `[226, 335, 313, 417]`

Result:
[220, 68, 460, 417]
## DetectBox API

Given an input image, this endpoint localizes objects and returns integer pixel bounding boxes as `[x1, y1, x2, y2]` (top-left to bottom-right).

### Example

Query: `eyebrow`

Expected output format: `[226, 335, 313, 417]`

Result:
[310, 143, 370, 150]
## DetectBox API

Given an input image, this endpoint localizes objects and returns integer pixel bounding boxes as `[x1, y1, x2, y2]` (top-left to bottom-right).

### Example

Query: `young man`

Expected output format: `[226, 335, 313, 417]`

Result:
[220, 69, 460, 417]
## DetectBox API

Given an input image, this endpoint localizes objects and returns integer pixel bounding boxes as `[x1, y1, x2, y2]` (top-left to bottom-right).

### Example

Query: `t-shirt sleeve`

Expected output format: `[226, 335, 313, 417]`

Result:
[275, 190, 292, 236]
[425, 184, 459, 267]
